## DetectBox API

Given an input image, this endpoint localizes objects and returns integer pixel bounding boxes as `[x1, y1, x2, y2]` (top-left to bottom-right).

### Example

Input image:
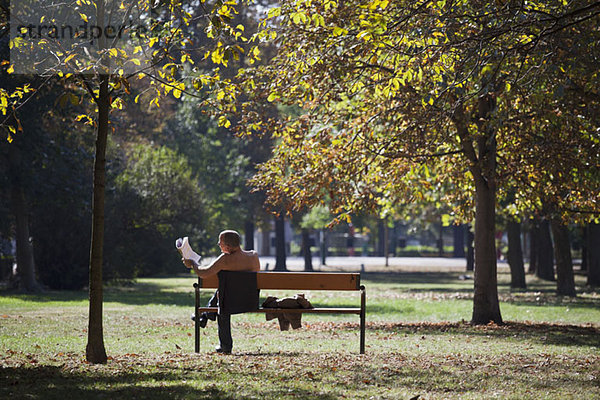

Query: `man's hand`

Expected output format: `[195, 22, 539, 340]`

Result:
[182, 258, 198, 269]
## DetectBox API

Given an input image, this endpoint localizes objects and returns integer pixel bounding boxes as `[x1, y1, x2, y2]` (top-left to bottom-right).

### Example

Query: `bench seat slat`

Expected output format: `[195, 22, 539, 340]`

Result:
[197, 307, 361, 315]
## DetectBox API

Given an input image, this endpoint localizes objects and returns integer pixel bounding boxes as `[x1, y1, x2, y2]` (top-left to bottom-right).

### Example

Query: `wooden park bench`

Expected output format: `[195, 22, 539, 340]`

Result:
[193, 271, 366, 354]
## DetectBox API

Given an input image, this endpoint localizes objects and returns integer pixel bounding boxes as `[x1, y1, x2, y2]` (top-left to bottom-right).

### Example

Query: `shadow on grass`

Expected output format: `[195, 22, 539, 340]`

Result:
[369, 321, 600, 348]
[0, 366, 231, 400]
[0, 364, 340, 400]
[0, 278, 197, 307]
[502, 297, 600, 310]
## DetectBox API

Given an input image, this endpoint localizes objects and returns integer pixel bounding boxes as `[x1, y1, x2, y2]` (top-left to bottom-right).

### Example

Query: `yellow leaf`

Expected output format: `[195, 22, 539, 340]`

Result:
[172, 82, 184, 99]
[218, 115, 231, 128]
[211, 49, 223, 64]
[7, 64, 14, 74]
[80, 13, 88, 23]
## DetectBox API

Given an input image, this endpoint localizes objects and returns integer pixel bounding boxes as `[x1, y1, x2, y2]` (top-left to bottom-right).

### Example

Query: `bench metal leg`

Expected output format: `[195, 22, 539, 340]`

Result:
[360, 285, 366, 354]
[194, 279, 201, 353]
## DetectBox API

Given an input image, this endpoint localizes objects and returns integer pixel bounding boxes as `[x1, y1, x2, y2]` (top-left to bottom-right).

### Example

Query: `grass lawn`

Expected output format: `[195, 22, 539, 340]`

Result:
[1, 267, 598, 399]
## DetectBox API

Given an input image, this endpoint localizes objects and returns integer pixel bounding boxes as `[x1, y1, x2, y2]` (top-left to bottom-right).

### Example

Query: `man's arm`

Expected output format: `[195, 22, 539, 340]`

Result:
[183, 254, 227, 278]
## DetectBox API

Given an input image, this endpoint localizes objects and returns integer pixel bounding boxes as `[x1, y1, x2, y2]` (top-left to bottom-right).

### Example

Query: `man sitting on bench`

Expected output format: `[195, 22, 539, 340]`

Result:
[182, 230, 260, 354]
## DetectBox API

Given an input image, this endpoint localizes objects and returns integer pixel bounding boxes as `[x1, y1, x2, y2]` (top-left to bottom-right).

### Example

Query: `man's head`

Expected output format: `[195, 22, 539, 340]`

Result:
[218, 230, 241, 253]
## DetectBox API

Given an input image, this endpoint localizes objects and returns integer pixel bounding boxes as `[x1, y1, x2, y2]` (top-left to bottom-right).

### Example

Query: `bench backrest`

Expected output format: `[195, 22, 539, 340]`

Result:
[198, 271, 361, 291]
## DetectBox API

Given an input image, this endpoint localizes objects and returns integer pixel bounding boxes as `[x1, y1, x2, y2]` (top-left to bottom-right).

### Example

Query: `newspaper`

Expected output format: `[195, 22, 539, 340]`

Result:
[175, 237, 201, 264]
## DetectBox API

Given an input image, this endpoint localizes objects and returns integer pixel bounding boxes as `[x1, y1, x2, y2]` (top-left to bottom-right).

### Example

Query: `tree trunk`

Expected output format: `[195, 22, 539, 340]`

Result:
[261, 228, 270, 256]
[301, 228, 313, 271]
[244, 220, 254, 251]
[12, 185, 41, 292]
[8, 143, 41, 292]
[377, 219, 385, 257]
[453, 95, 502, 324]
[469, 93, 502, 324]
[581, 226, 588, 272]
[536, 219, 555, 281]
[471, 175, 502, 324]
[466, 224, 474, 271]
[86, 74, 109, 364]
[384, 220, 389, 266]
[506, 220, 526, 289]
[453, 224, 466, 258]
[550, 219, 576, 297]
[587, 223, 600, 287]
[319, 229, 327, 266]
[389, 222, 396, 257]
[437, 220, 444, 257]
[274, 214, 287, 271]
[528, 220, 539, 274]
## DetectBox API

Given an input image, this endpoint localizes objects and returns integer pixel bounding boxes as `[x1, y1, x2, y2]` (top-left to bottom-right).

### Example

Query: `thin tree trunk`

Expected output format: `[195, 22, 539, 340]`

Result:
[12, 185, 41, 292]
[438, 220, 444, 257]
[274, 214, 287, 271]
[261, 228, 270, 257]
[550, 219, 576, 297]
[244, 220, 254, 251]
[453, 224, 466, 258]
[466, 224, 474, 272]
[506, 220, 526, 289]
[384, 220, 389, 266]
[377, 219, 385, 257]
[587, 223, 600, 286]
[581, 226, 588, 272]
[8, 143, 41, 292]
[301, 228, 313, 271]
[86, 74, 109, 364]
[536, 219, 555, 281]
[389, 222, 396, 257]
[528, 220, 539, 274]
[319, 229, 327, 266]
